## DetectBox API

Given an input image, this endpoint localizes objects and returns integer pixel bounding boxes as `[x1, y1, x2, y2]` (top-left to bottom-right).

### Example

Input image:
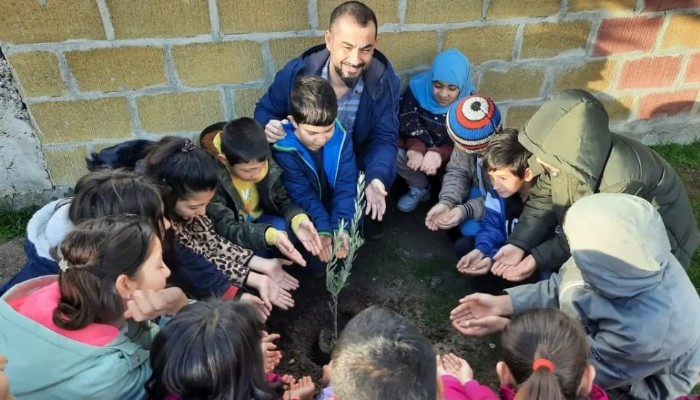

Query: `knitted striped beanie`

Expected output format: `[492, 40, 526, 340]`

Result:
[446, 95, 501, 154]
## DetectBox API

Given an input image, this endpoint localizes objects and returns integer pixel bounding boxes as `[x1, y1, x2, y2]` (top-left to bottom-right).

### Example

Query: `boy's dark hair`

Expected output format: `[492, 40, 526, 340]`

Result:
[147, 299, 281, 400]
[53, 215, 157, 330]
[331, 305, 436, 400]
[330, 1, 378, 33]
[290, 76, 338, 127]
[502, 308, 589, 400]
[482, 128, 532, 178]
[221, 117, 270, 166]
[143, 136, 219, 219]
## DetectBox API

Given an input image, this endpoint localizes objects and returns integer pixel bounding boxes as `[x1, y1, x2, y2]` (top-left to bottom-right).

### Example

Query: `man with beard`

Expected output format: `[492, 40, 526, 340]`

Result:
[254, 1, 401, 239]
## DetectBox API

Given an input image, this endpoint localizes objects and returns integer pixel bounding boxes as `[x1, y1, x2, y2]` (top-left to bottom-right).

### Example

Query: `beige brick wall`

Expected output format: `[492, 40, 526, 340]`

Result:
[1, 0, 699, 187]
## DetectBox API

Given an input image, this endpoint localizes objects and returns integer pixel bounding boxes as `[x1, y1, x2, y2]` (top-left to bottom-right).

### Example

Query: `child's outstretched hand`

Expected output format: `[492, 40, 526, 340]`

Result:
[260, 258, 299, 291]
[426, 203, 450, 230]
[0, 355, 11, 400]
[240, 293, 271, 321]
[457, 249, 491, 276]
[274, 232, 307, 267]
[296, 220, 323, 257]
[247, 272, 295, 310]
[284, 376, 315, 400]
[124, 287, 189, 322]
[406, 150, 424, 171]
[492, 244, 525, 274]
[336, 232, 350, 259]
[420, 151, 442, 176]
[261, 332, 282, 373]
[501, 255, 537, 282]
[437, 353, 474, 385]
[437, 207, 465, 229]
[320, 235, 333, 263]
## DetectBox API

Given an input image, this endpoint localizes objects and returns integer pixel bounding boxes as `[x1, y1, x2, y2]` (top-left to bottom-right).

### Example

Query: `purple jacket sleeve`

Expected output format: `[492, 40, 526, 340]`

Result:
[441, 376, 499, 400]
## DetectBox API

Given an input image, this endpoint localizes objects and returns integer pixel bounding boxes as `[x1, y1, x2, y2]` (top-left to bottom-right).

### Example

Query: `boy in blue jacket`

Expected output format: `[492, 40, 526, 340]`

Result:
[272, 76, 359, 272]
[456, 129, 541, 294]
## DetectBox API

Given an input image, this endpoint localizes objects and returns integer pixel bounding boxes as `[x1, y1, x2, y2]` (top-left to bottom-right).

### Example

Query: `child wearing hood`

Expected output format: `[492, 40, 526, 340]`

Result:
[396, 49, 475, 212]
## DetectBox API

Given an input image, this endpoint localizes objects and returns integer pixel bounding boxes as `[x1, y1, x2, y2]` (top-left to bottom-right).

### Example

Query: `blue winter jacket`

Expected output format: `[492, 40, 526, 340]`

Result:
[254, 44, 401, 188]
[272, 121, 358, 235]
[0, 200, 234, 299]
[474, 190, 512, 259]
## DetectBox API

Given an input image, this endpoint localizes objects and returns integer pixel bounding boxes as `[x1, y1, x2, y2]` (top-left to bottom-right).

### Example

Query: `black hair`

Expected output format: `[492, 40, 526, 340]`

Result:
[220, 118, 270, 166]
[147, 299, 281, 400]
[502, 308, 590, 400]
[53, 215, 158, 330]
[290, 76, 338, 127]
[143, 136, 219, 219]
[482, 128, 532, 179]
[330, 305, 437, 400]
[330, 1, 378, 33]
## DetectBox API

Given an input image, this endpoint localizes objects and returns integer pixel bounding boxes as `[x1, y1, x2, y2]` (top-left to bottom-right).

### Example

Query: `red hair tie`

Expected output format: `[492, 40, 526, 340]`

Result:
[532, 358, 555, 373]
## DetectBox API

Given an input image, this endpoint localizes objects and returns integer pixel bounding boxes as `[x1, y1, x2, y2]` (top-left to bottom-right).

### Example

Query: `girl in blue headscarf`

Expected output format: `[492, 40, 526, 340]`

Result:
[396, 48, 475, 213]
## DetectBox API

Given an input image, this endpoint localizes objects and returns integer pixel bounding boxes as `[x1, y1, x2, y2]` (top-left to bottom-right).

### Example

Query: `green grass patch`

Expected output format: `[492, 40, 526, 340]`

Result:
[652, 142, 700, 169]
[0, 206, 36, 242]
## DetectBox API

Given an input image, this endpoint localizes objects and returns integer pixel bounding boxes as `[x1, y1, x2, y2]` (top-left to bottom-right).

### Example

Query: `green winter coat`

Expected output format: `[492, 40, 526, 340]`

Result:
[507, 89, 699, 270]
[200, 126, 305, 250]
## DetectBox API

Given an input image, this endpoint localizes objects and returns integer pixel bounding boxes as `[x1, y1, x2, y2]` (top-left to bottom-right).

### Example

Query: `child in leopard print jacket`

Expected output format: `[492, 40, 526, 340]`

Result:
[143, 136, 301, 318]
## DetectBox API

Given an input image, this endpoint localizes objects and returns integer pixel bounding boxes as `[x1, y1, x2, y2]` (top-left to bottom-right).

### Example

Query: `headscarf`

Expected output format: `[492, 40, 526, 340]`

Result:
[409, 48, 475, 114]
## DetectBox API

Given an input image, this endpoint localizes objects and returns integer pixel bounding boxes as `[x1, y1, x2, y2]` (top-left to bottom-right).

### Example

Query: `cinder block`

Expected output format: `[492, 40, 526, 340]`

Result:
[29, 98, 132, 143]
[600, 95, 633, 121]
[219, 0, 309, 33]
[593, 16, 664, 56]
[661, 14, 700, 50]
[553, 60, 617, 93]
[66, 47, 166, 92]
[378, 31, 438, 71]
[506, 105, 540, 129]
[684, 53, 700, 83]
[317, 0, 398, 28]
[444, 26, 517, 65]
[521, 21, 592, 59]
[268, 36, 325, 71]
[488, 0, 560, 19]
[173, 42, 264, 87]
[234, 88, 267, 118]
[617, 56, 682, 89]
[0, 0, 104, 44]
[137, 91, 224, 133]
[479, 66, 545, 101]
[638, 89, 698, 119]
[569, 0, 636, 11]
[107, 0, 210, 39]
[7, 52, 68, 98]
[44, 146, 89, 186]
[645, 0, 700, 11]
[404, 0, 482, 24]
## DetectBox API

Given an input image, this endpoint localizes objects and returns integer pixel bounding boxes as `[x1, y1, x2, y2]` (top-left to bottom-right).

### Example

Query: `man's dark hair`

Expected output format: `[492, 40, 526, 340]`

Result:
[221, 117, 270, 166]
[330, 306, 437, 400]
[329, 1, 378, 32]
[290, 76, 338, 127]
[482, 128, 532, 178]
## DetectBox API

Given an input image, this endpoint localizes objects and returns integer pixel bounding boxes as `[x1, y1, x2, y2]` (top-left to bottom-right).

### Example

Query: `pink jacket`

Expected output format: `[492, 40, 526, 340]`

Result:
[499, 384, 609, 399]
[441, 376, 498, 400]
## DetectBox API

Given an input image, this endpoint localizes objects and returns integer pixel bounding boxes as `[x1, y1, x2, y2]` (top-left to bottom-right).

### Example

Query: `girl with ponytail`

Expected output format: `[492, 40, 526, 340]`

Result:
[498, 308, 607, 400]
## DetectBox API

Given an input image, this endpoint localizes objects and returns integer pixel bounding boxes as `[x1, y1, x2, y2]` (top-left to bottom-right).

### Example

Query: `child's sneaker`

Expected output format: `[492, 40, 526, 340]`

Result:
[397, 185, 431, 213]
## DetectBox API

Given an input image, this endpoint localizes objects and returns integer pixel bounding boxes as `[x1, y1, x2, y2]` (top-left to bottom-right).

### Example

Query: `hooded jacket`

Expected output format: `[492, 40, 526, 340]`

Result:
[272, 121, 358, 234]
[505, 193, 700, 400]
[507, 89, 699, 270]
[0, 276, 156, 399]
[254, 44, 401, 188]
[199, 126, 305, 250]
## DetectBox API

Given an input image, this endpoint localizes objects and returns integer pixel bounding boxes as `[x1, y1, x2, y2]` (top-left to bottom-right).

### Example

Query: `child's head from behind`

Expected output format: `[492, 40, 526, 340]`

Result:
[482, 128, 534, 198]
[53, 215, 169, 330]
[330, 305, 437, 400]
[147, 299, 276, 400]
[70, 168, 169, 236]
[446, 95, 502, 155]
[499, 308, 595, 400]
[289, 76, 338, 152]
[220, 117, 270, 181]
[144, 136, 219, 221]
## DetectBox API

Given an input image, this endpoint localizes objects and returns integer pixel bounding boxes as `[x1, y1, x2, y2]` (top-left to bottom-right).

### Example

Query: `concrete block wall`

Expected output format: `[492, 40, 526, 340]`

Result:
[1, 0, 699, 188]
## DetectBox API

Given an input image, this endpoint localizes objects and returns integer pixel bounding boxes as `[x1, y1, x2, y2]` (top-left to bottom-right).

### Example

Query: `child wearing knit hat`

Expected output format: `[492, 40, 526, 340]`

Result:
[425, 94, 501, 257]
